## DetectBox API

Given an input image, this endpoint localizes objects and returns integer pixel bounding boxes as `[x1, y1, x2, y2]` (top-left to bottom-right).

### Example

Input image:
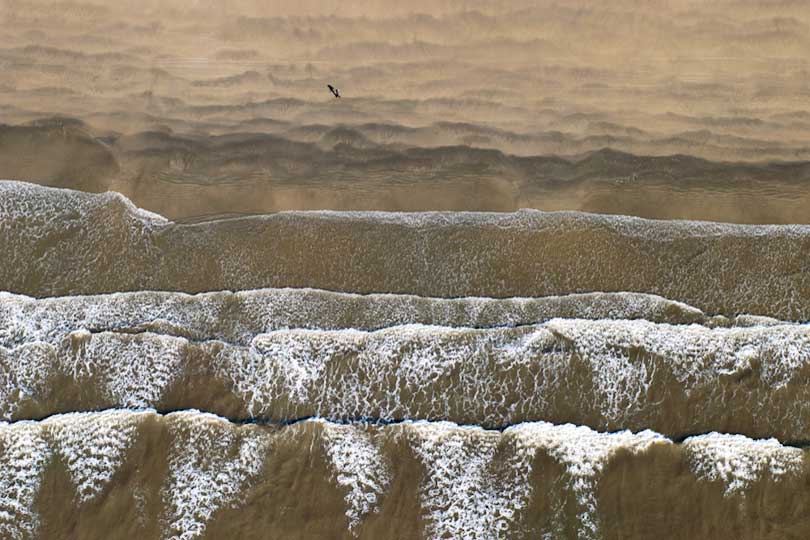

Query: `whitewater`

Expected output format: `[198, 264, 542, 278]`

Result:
[1, 181, 809, 539]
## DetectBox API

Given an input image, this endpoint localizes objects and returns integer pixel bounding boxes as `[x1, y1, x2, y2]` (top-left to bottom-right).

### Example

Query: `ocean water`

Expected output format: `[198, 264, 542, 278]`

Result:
[6, 0, 810, 535]
[1, 181, 810, 538]
[3, 181, 810, 319]
[0, 410, 808, 540]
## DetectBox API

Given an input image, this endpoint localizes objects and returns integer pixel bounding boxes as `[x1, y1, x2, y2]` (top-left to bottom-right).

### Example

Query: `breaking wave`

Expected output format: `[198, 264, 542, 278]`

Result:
[2, 181, 810, 538]
[3, 182, 810, 320]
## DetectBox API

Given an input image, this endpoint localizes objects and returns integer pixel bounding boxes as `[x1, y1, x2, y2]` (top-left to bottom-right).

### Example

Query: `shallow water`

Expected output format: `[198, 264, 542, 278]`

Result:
[2, 181, 810, 539]
[1, 410, 809, 540]
[5, 0, 810, 536]
[1, 293, 809, 441]
[3, 182, 810, 319]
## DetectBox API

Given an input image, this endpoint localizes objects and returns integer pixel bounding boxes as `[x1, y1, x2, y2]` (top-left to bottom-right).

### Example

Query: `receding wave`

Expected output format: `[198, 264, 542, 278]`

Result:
[2, 181, 810, 320]
[0, 410, 807, 540]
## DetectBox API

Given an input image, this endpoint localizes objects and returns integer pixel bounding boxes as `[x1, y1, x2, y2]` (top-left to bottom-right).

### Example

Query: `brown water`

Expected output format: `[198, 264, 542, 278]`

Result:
[2, 182, 810, 538]
[0, 293, 808, 441]
[3, 181, 810, 319]
[5, 120, 810, 224]
[6, 0, 810, 537]
[1, 410, 809, 540]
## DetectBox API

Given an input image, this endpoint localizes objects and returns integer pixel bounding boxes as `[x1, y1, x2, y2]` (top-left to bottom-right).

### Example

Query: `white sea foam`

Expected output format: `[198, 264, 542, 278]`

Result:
[63, 331, 187, 408]
[250, 329, 362, 405]
[320, 421, 391, 533]
[408, 421, 533, 540]
[544, 319, 810, 430]
[506, 422, 666, 540]
[546, 319, 810, 388]
[684, 433, 803, 495]
[0, 288, 706, 349]
[0, 422, 51, 540]
[4, 318, 810, 439]
[162, 411, 271, 540]
[0, 410, 804, 538]
[0, 343, 56, 419]
[5, 181, 810, 319]
[218, 325, 557, 423]
[44, 409, 149, 503]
